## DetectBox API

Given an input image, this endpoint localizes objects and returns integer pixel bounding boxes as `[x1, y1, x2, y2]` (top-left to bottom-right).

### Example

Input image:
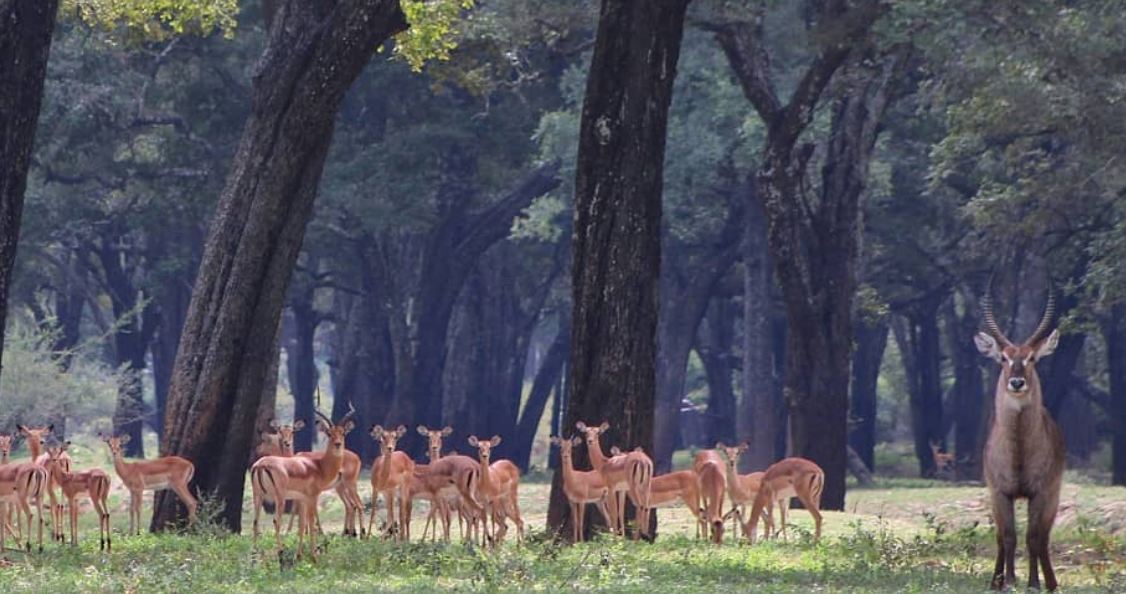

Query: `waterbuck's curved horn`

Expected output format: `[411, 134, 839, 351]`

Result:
[1026, 289, 1056, 345]
[982, 293, 1013, 347]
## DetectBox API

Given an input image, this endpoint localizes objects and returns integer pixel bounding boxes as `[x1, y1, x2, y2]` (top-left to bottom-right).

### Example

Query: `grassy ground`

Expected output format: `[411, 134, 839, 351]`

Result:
[0, 444, 1123, 592]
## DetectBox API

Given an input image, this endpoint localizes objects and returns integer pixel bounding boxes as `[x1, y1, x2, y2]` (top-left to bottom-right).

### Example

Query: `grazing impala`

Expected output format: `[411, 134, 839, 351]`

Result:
[575, 421, 653, 540]
[975, 293, 1065, 591]
[467, 435, 525, 544]
[251, 408, 355, 561]
[743, 457, 824, 544]
[44, 443, 111, 550]
[692, 448, 727, 543]
[368, 425, 414, 540]
[550, 436, 611, 543]
[716, 442, 768, 539]
[0, 456, 47, 552]
[100, 434, 197, 534]
[19, 424, 68, 539]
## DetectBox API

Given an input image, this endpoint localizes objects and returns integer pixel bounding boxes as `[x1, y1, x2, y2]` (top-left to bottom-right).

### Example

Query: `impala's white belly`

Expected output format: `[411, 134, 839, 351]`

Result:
[141, 474, 171, 490]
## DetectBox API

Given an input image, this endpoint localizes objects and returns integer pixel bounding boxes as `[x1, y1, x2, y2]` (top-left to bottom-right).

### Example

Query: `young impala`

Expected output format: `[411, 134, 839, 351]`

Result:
[44, 443, 111, 550]
[550, 436, 611, 543]
[468, 435, 525, 544]
[975, 293, 1065, 591]
[368, 425, 414, 540]
[101, 433, 197, 535]
[743, 457, 825, 544]
[575, 421, 653, 540]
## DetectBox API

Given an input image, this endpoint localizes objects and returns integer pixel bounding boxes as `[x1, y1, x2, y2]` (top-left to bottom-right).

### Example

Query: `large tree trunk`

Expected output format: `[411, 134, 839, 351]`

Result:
[741, 183, 780, 472]
[152, 267, 192, 441]
[285, 285, 321, 453]
[0, 0, 60, 388]
[849, 311, 888, 471]
[513, 313, 569, 471]
[893, 298, 945, 478]
[698, 296, 738, 447]
[1105, 304, 1126, 486]
[942, 290, 986, 480]
[152, 0, 409, 532]
[546, 0, 689, 541]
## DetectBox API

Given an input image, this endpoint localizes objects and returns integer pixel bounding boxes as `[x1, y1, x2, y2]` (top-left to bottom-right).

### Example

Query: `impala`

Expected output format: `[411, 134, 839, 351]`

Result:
[368, 425, 414, 540]
[930, 440, 955, 478]
[0, 457, 47, 552]
[575, 421, 653, 540]
[550, 436, 612, 543]
[43, 443, 111, 550]
[975, 293, 1065, 591]
[716, 442, 768, 540]
[410, 425, 485, 543]
[743, 457, 824, 544]
[468, 435, 525, 544]
[0, 434, 20, 540]
[19, 424, 68, 540]
[101, 433, 197, 534]
[251, 408, 355, 561]
[413, 425, 474, 541]
[692, 448, 728, 543]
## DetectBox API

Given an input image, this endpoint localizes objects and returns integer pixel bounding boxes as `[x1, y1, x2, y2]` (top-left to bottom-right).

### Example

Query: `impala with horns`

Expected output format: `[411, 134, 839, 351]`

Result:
[251, 406, 356, 562]
[100, 433, 197, 535]
[975, 291, 1065, 591]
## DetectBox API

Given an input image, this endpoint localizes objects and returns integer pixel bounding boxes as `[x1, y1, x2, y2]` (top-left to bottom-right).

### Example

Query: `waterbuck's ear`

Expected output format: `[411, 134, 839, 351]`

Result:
[1034, 328, 1060, 360]
[417, 425, 430, 436]
[974, 332, 1003, 362]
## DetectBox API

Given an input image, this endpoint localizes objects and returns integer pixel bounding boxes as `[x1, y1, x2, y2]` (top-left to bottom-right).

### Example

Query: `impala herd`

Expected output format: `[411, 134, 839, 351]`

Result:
[0, 295, 1068, 590]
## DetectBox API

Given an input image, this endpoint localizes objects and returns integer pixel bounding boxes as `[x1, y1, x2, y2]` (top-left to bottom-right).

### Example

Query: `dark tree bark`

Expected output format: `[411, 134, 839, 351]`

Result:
[285, 256, 332, 453]
[653, 194, 743, 472]
[513, 312, 570, 472]
[697, 296, 738, 448]
[942, 289, 986, 480]
[152, 271, 192, 441]
[849, 311, 888, 471]
[893, 297, 945, 478]
[710, 1, 897, 508]
[741, 181, 781, 472]
[1106, 303, 1126, 486]
[0, 0, 60, 388]
[546, 0, 690, 541]
[152, 0, 409, 532]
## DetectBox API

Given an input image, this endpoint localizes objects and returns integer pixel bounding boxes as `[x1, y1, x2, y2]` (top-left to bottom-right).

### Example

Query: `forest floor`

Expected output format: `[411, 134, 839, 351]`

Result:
[0, 443, 1122, 592]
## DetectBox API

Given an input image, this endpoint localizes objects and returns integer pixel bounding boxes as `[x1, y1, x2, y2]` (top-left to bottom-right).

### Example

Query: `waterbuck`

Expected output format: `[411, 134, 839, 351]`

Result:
[974, 293, 1066, 591]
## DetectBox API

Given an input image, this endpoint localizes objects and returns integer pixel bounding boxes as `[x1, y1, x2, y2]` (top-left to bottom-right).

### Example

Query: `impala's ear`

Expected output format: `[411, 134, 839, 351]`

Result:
[1034, 328, 1060, 360]
[575, 421, 588, 431]
[715, 441, 727, 450]
[342, 420, 356, 434]
[371, 425, 385, 439]
[441, 426, 453, 437]
[489, 435, 502, 447]
[292, 420, 305, 431]
[62, 440, 71, 450]
[119, 434, 131, 445]
[571, 436, 582, 447]
[47, 424, 54, 433]
[738, 442, 749, 452]
[610, 446, 622, 456]
[599, 421, 610, 432]
[395, 425, 407, 437]
[974, 332, 1003, 362]
[468, 435, 480, 447]
[17, 425, 29, 435]
[549, 436, 561, 446]
[417, 425, 430, 436]
[268, 418, 279, 430]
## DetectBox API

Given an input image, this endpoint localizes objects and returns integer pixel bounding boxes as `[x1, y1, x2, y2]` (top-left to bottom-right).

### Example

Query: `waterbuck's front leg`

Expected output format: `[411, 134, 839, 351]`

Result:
[1028, 491, 1060, 591]
[990, 493, 1017, 590]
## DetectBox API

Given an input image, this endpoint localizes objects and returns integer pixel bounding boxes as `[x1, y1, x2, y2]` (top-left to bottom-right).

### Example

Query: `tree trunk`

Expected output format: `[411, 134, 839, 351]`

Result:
[942, 290, 986, 480]
[546, 0, 689, 541]
[0, 0, 59, 389]
[285, 298, 320, 453]
[741, 183, 779, 472]
[893, 299, 945, 478]
[152, 269, 192, 441]
[513, 313, 569, 472]
[1105, 304, 1126, 485]
[849, 312, 888, 471]
[152, 0, 409, 532]
[697, 296, 738, 447]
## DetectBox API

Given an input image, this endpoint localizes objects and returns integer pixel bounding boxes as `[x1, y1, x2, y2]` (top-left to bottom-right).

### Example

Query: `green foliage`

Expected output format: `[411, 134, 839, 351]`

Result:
[395, 0, 476, 71]
[63, 0, 239, 40]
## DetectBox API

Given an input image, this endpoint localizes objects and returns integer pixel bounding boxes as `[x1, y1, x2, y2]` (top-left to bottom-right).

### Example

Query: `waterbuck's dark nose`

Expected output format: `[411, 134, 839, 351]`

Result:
[1008, 377, 1027, 391]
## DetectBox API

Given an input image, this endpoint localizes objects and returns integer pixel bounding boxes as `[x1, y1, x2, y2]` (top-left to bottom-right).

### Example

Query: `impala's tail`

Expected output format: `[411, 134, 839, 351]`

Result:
[807, 470, 825, 510]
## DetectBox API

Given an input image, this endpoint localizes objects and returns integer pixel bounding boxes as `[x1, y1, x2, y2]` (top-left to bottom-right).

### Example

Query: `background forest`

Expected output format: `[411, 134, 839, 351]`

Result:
[1, 0, 1125, 539]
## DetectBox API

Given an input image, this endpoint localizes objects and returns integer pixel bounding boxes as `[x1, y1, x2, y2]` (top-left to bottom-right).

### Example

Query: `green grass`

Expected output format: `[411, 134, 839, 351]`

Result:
[0, 446, 1123, 592]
